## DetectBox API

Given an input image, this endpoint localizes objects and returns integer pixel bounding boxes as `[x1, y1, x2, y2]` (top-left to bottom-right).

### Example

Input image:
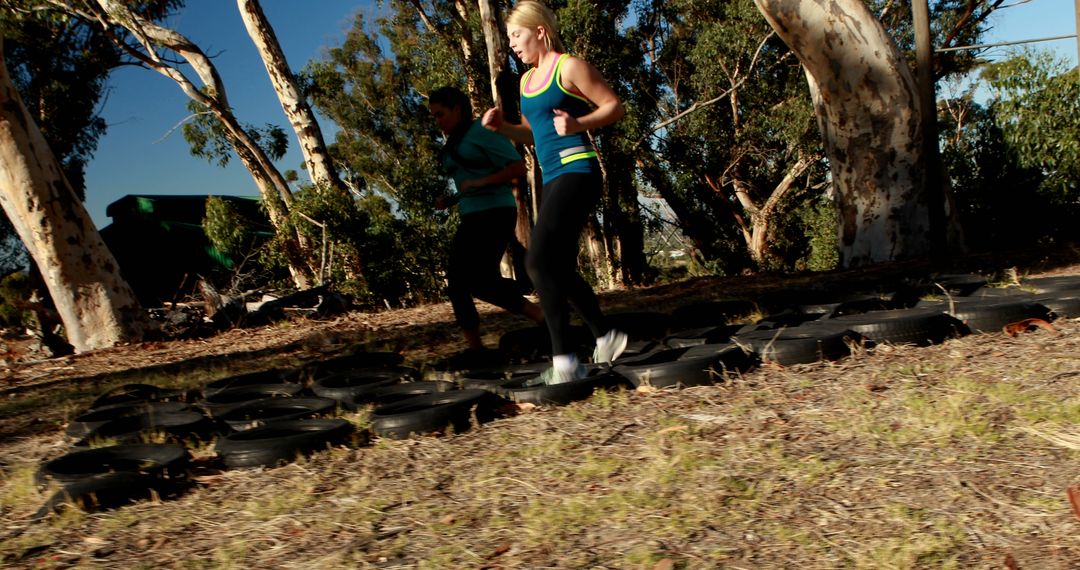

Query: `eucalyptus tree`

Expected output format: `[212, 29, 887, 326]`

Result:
[0, 37, 146, 351]
[44, 0, 319, 288]
[633, 0, 825, 272]
[751, 0, 1003, 266]
[237, 0, 346, 195]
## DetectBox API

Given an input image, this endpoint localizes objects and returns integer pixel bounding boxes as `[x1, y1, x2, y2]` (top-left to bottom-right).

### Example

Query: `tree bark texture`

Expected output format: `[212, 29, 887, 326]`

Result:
[237, 0, 346, 194]
[0, 41, 146, 352]
[755, 0, 932, 266]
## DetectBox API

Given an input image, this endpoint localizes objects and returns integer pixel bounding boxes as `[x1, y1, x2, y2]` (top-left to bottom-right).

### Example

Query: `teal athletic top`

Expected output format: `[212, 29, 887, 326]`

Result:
[520, 53, 598, 183]
[440, 119, 521, 216]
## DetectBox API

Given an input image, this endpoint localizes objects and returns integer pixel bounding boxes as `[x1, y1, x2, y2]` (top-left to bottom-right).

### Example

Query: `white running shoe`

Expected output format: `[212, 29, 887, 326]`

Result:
[593, 329, 628, 364]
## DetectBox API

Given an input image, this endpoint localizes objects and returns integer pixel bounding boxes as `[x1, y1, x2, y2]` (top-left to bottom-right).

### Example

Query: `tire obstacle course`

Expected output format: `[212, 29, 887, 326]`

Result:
[34, 272, 1080, 518]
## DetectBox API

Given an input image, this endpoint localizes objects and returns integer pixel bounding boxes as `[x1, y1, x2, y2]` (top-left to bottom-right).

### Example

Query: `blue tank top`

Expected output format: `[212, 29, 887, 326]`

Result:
[520, 53, 598, 183]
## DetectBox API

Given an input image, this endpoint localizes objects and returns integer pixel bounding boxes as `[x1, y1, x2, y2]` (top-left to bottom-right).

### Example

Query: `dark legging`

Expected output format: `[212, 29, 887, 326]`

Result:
[526, 170, 609, 355]
[447, 207, 529, 330]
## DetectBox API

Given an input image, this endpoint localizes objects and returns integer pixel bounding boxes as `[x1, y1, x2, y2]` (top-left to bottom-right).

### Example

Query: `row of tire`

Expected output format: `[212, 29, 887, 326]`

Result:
[35, 273, 1080, 517]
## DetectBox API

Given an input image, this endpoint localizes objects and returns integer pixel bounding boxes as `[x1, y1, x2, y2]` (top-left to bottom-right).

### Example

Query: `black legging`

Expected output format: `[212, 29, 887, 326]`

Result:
[526, 170, 609, 355]
[447, 207, 529, 330]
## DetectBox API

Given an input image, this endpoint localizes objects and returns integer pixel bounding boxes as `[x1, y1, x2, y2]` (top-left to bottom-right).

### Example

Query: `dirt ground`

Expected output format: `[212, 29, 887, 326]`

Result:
[2, 247, 1080, 568]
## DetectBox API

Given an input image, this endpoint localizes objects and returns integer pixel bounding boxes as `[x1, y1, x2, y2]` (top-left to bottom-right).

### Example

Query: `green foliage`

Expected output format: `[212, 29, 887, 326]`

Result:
[303, 6, 465, 305]
[982, 51, 1080, 196]
[938, 50, 1080, 250]
[203, 196, 261, 261]
[182, 100, 289, 167]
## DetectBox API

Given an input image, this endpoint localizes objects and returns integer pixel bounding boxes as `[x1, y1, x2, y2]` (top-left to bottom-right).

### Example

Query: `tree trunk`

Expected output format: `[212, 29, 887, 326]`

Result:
[599, 150, 646, 286]
[754, 0, 933, 267]
[0, 40, 146, 352]
[477, 0, 505, 108]
[237, 0, 346, 194]
[477, 0, 532, 250]
[582, 216, 614, 291]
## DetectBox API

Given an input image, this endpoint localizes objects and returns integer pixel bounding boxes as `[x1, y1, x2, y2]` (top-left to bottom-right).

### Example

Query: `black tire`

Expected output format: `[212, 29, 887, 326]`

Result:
[37, 443, 190, 486]
[198, 383, 305, 417]
[613, 344, 745, 389]
[216, 397, 338, 431]
[215, 418, 357, 469]
[965, 286, 1035, 300]
[1037, 295, 1080, 319]
[66, 401, 191, 439]
[75, 411, 216, 447]
[828, 307, 960, 346]
[931, 273, 988, 296]
[310, 367, 417, 408]
[732, 326, 854, 365]
[1021, 275, 1080, 295]
[801, 295, 896, 318]
[372, 381, 458, 404]
[370, 389, 489, 440]
[664, 325, 741, 349]
[499, 368, 622, 406]
[90, 383, 186, 409]
[455, 370, 526, 392]
[921, 299, 1052, 334]
[203, 368, 303, 397]
[34, 472, 164, 520]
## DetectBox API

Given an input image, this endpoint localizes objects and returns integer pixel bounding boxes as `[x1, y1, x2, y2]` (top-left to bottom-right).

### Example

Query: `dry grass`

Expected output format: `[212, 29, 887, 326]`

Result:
[4, 252, 1080, 569]
[2, 317, 1080, 568]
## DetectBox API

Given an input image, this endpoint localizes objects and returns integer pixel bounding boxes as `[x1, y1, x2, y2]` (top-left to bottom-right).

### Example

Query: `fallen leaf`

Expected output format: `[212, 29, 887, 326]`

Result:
[82, 537, 107, 546]
[438, 514, 456, 525]
[654, 559, 676, 570]
[1004, 552, 1020, 570]
[1002, 318, 1057, 337]
[1066, 484, 1080, 523]
[488, 542, 511, 558]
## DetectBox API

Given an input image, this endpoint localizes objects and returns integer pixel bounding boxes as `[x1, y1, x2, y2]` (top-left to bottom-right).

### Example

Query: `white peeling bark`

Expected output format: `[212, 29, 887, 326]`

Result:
[237, 0, 346, 194]
[755, 0, 932, 266]
[0, 40, 145, 352]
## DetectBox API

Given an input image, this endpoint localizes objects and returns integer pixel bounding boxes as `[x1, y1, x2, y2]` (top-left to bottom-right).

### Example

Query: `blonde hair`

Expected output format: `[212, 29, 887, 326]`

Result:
[506, 1, 565, 53]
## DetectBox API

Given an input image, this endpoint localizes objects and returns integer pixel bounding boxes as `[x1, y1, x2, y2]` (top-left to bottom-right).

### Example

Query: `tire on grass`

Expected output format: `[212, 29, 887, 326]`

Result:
[65, 401, 191, 439]
[75, 411, 216, 447]
[310, 367, 417, 408]
[216, 397, 338, 431]
[499, 368, 623, 406]
[36, 443, 190, 487]
[370, 389, 490, 440]
[613, 344, 752, 389]
[731, 326, 855, 365]
[214, 418, 357, 469]
[828, 307, 961, 346]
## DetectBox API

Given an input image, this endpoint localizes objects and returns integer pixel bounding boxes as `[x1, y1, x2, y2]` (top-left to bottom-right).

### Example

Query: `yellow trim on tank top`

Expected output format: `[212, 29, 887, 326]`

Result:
[559, 151, 597, 165]
[521, 54, 589, 103]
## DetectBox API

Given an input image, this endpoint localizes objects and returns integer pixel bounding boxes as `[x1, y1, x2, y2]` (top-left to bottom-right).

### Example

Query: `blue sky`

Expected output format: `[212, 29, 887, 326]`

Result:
[81, 0, 1077, 229]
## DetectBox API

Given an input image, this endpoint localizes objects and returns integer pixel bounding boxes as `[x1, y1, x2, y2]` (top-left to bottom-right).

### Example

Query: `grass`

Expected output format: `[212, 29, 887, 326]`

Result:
[4, 279, 1080, 567]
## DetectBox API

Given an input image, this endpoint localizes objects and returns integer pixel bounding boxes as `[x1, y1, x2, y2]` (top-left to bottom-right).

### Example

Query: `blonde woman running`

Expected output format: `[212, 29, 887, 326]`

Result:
[482, 0, 627, 384]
